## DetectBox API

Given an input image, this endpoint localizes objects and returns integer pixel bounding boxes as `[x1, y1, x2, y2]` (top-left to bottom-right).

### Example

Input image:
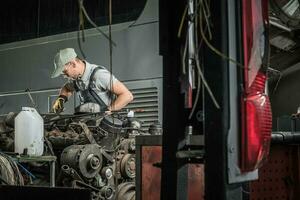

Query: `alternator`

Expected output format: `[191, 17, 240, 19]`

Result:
[60, 144, 103, 179]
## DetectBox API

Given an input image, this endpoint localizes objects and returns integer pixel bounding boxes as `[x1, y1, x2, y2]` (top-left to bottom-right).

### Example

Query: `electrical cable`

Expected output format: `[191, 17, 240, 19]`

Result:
[188, 0, 220, 114]
[25, 89, 39, 113]
[16, 162, 36, 180]
[0, 176, 9, 185]
[188, 6, 203, 119]
[198, 0, 244, 68]
[0, 152, 24, 185]
[182, 32, 188, 75]
[8, 159, 24, 185]
[178, 6, 188, 38]
[188, 56, 202, 119]
[200, 0, 212, 40]
[0, 155, 15, 184]
[108, 0, 115, 111]
[77, 26, 87, 59]
[44, 136, 55, 156]
[271, 72, 282, 94]
[77, 0, 87, 59]
[78, 0, 116, 47]
[189, 0, 202, 120]
[178, 0, 220, 117]
[195, 5, 199, 49]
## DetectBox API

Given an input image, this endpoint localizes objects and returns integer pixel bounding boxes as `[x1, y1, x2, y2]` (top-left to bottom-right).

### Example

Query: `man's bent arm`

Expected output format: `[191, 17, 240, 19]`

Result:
[108, 81, 133, 111]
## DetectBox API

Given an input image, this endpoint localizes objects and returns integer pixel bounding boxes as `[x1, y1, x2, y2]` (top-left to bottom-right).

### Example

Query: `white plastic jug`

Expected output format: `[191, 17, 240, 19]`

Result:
[14, 107, 44, 156]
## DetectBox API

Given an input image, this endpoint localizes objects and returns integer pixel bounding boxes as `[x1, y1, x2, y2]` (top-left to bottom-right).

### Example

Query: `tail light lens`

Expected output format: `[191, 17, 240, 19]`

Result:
[240, 0, 272, 172]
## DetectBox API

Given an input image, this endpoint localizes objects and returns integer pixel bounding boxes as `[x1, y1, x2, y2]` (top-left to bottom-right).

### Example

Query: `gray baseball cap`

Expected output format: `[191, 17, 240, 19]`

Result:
[51, 48, 77, 78]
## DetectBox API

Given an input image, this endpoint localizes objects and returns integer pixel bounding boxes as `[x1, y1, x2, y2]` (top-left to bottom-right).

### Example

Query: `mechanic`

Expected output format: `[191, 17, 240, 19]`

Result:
[51, 48, 133, 113]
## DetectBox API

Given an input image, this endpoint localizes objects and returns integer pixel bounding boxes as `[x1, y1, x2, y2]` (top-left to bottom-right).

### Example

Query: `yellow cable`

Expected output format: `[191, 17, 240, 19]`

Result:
[199, 1, 244, 69]
[178, 6, 188, 38]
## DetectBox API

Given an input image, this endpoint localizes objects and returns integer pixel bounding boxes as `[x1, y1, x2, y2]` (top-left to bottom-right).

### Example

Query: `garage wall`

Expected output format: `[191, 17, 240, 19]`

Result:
[0, 0, 163, 124]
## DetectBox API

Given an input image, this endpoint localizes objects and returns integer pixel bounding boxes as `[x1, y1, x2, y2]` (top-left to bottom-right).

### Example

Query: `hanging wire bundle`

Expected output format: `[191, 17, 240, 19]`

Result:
[178, 0, 220, 120]
[0, 152, 24, 185]
[177, 0, 251, 120]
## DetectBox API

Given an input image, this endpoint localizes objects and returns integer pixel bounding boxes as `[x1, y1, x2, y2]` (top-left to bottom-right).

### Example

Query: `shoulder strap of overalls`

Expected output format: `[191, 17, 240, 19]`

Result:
[88, 67, 108, 111]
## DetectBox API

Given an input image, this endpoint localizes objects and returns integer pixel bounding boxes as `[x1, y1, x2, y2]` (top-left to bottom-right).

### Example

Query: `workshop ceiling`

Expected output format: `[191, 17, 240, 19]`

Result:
[0, 0, 146, 45]
[269, 0, 300, 72]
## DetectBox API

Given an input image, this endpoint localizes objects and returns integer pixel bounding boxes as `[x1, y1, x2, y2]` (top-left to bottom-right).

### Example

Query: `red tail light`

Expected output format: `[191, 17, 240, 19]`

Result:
[240, 0, 272, 172]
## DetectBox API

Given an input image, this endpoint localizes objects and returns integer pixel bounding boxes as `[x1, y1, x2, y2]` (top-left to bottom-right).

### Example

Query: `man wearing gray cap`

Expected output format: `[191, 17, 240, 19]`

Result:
[51, 48, 133, 113]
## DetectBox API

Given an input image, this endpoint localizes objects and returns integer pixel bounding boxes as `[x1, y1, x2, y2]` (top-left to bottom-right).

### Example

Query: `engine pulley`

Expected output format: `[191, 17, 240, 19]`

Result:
[120, 154, 136, 179]
[60, 144, 103, 179]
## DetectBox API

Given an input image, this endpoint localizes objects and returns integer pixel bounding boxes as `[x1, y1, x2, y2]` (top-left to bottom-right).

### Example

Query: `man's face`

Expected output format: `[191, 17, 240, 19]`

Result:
[62, 59, 79, 79]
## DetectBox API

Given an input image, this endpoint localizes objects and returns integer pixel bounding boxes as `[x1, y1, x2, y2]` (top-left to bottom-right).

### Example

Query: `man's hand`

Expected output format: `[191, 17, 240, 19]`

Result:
[52, 95, 67, 114]
[105, 110, 112, 115]
[105, 106, 112, 115]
